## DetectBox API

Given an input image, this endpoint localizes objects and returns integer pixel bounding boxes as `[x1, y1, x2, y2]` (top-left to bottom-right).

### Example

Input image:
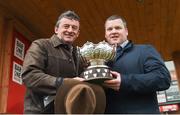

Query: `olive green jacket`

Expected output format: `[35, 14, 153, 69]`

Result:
[22, 35, 83, 113]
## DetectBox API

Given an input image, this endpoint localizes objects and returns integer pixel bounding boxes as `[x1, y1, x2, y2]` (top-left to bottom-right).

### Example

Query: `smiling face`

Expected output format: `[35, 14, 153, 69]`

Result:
[105, 19, 128, 45]
[55, 17, 80, 44]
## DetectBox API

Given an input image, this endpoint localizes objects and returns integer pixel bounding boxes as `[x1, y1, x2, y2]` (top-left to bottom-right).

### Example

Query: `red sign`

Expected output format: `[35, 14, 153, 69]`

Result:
[6, 29, 31, 114]
[159, 104, 179, 112]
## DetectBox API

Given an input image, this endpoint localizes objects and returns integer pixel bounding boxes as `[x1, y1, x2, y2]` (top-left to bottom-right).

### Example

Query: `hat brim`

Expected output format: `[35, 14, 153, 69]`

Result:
[54, 79, 106, 114]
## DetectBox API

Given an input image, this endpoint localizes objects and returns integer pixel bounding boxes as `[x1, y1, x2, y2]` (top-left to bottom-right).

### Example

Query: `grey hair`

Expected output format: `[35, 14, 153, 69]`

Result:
[55, 10, 80, 27]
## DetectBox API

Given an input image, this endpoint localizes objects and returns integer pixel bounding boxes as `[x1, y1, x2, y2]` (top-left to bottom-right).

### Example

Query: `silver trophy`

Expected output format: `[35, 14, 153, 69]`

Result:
[78, 41, 116, 84]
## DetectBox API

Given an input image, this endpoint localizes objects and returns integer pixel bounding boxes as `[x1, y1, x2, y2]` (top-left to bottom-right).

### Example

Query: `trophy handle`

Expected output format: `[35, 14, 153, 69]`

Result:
[77, 46, 90, 69]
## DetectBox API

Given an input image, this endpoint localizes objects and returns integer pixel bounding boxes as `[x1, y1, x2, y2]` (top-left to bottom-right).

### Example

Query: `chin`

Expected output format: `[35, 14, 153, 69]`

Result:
[64, 38, 74, 42]
[110, 41, 119, 45]
[65, 40, 74, 44]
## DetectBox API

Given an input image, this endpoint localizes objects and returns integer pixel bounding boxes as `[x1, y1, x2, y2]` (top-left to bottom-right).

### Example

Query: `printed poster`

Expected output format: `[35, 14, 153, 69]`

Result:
[12, 61, 23, 85]
[14, 38, 25, 61]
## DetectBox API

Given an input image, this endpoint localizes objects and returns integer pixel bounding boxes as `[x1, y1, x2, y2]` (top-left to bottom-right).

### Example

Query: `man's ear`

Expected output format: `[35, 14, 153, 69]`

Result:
[54, 27, 58, 34]
[76, 30, 80, 37]
[125, 28, 128, 36]
[105, 34, 108, 39]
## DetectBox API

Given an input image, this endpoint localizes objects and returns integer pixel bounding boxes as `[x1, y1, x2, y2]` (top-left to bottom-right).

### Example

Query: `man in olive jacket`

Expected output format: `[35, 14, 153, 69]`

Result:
[22, 10, 84, 113]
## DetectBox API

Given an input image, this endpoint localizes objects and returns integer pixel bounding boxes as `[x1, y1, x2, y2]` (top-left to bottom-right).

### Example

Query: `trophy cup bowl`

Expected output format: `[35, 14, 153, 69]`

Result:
[79, 41, 116, 84]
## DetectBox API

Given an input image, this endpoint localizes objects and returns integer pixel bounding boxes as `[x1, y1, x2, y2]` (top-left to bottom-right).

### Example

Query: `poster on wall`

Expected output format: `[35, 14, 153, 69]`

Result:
[157, 61, 180, 105]
[14, 38, 25, 61]
[12, 61, 23, 85]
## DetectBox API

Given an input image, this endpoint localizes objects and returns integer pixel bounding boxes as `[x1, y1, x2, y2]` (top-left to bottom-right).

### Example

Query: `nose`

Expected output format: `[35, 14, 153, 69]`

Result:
[111, 28, 117, 33]
[67, 26, 73, 32]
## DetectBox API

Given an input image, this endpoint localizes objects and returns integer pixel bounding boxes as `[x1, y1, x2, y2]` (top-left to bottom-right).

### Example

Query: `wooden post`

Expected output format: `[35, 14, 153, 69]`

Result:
[0, 14, 13, 113]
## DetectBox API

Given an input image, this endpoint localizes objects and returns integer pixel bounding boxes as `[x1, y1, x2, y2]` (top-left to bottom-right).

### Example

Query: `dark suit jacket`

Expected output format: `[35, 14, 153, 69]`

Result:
[105, 41, 171, 114]
[22, 35, 82, 113]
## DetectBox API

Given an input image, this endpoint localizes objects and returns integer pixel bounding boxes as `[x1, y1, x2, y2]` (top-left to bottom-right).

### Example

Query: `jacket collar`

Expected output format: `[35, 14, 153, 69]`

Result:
[120, 40, 129, 48]
[122, 40, 133, 52]
[50, 34, 64, 47]
[107, 40, 133, 67]
[50, 34, 73, 50]
[115, 40, 133, 60]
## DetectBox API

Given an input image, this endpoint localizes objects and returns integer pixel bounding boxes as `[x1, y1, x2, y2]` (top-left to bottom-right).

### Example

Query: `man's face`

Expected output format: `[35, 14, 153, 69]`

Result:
[55, 17, 80, 44]
[105, 19, 128, 45]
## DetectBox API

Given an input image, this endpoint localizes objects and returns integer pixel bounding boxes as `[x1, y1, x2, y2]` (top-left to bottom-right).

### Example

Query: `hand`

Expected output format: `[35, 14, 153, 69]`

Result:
[73, 77, 85, 81]
[103, 71, 121, 91]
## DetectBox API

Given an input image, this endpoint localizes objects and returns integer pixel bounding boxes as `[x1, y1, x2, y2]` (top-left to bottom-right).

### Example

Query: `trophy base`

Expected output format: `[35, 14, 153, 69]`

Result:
[81, 66, 114, 84]
[84, 77, 113, 84]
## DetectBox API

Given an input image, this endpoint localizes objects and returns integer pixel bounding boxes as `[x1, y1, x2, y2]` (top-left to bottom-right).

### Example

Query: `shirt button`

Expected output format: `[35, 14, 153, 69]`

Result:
[64, 45, 68, 49]
[69, 59, 72, 63]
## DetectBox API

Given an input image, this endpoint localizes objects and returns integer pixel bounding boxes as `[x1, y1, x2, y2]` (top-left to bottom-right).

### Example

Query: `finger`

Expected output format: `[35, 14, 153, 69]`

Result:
[73, 77, 85, 81]
[110, 71, 120, 78]
[103, 83, 120, 87]
[104, 79, 119, 84]
[110, 71, 119, 75]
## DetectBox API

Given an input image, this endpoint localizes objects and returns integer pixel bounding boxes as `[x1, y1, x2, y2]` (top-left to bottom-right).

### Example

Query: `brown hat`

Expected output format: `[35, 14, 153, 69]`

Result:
[54, 79, 106, 114]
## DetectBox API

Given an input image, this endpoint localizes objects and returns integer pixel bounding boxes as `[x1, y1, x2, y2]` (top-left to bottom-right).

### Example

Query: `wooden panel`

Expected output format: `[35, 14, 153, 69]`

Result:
[0, 0, 180, 60]
[172, 0, 180, 58]
[173, 51, 180, 91]
[0, 12, 7, 113]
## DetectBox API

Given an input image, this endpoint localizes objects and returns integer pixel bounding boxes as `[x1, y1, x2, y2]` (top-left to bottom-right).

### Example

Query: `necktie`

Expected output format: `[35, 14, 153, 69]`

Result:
[115, 46, 123, 61]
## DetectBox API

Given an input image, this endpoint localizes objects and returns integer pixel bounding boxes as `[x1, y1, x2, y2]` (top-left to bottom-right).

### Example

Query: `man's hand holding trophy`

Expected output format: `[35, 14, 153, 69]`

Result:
[78, 41, 116, 84]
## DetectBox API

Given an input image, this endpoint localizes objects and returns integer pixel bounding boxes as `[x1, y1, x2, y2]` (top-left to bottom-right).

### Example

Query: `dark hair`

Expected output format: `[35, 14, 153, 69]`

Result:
[105, 15, 127, 28]
[55, 10, 80, 27]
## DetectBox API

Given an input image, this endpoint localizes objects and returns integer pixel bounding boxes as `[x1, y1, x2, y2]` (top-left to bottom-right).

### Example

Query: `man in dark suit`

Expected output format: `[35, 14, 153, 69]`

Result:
[103, 15, 171, 113]
[22, 10, 84, 113]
